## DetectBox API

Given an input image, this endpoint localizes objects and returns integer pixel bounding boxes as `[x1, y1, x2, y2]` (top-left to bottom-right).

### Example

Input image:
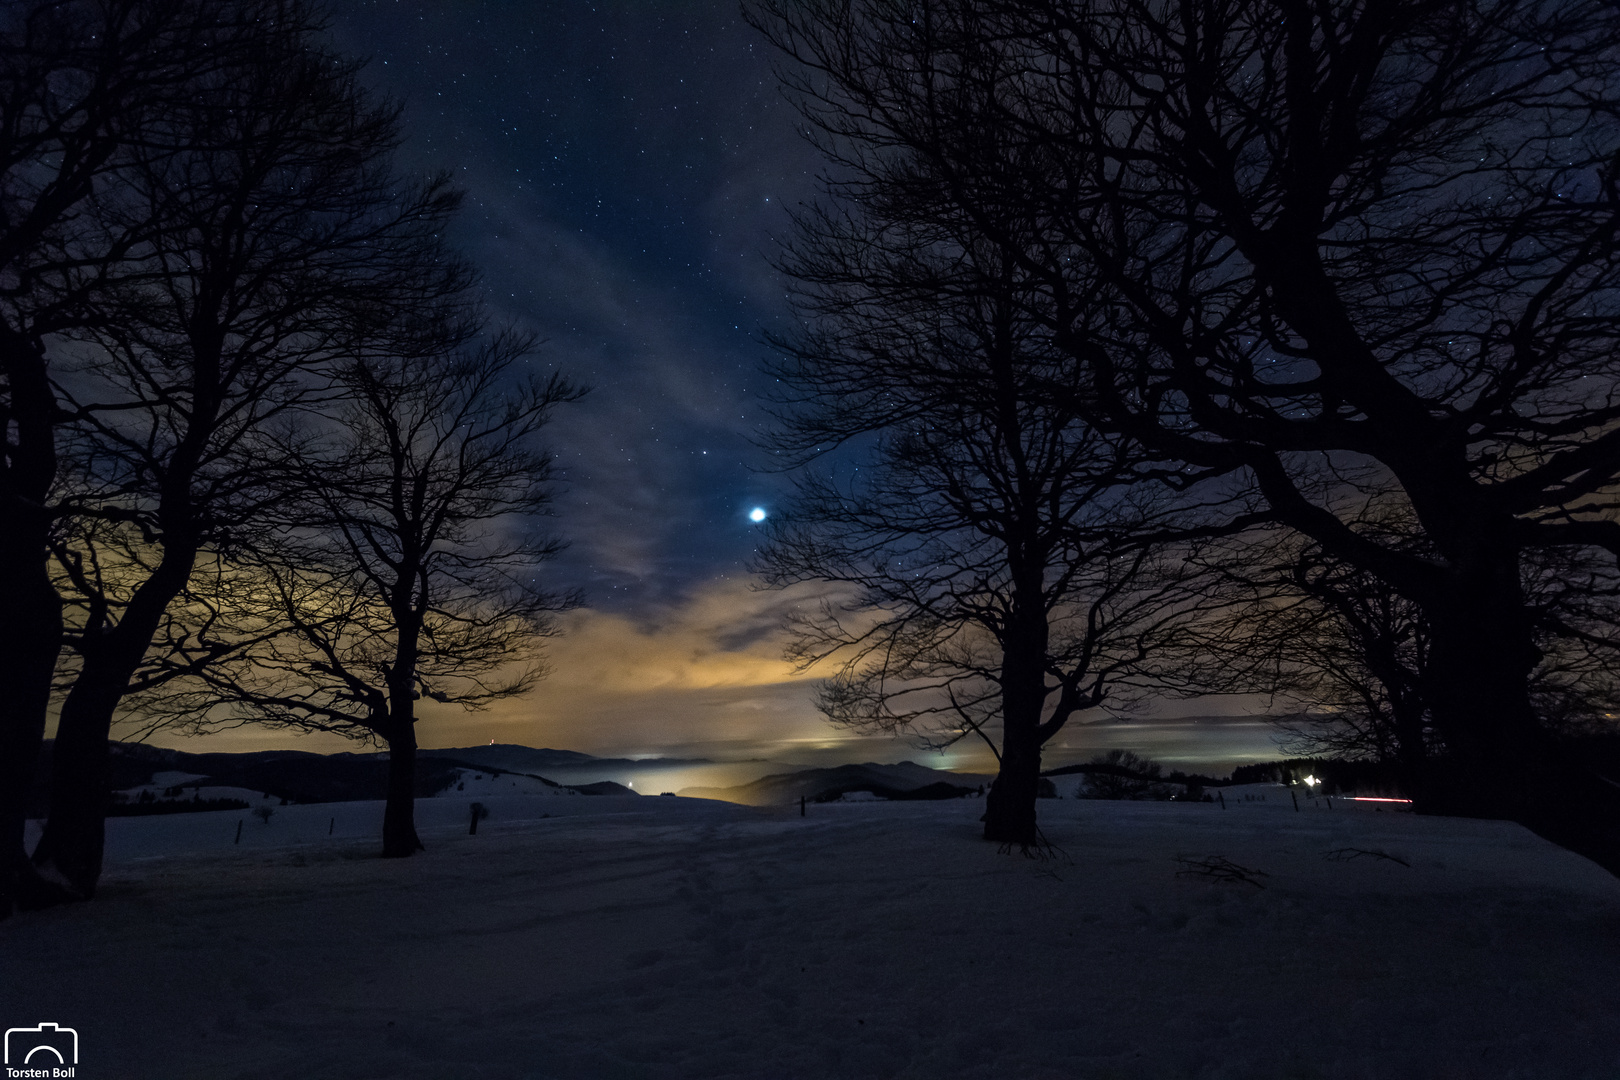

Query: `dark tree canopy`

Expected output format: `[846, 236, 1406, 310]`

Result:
[12, 0, 476, 900]
[0, 0, 367, 915]
[753, 0, 1620, 872]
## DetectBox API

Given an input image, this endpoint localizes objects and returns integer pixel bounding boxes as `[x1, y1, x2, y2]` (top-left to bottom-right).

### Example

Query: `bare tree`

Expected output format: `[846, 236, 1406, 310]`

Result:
[130, 330, 582, 857]
[754, 0, 1620, 875]
[1184, 518, 1439, 772]
[0, 0, 317, 916]
[1010, 0, 1620, 864]
[751, 79, 1236, 844]
[30, 1, 465, 898]
[1073, 749, 1177, 800]
[1245, 533, 1620, 775]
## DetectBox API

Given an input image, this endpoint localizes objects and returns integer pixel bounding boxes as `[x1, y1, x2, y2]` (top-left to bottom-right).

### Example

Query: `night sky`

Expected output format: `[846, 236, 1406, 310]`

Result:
[158, 0, 1277, 769]
[326, 0, 813, 607]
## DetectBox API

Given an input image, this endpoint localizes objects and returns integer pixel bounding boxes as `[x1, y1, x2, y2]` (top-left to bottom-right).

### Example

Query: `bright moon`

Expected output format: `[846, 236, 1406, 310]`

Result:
[748, 507, 767, 523]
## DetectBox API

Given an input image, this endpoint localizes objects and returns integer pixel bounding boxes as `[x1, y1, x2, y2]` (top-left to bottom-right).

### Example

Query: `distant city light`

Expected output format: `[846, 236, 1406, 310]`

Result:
[749, 507, 766, 523]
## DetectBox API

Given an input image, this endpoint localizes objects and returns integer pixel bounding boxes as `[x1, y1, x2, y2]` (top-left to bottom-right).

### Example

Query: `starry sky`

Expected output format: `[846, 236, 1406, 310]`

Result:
[325, 0, 812, 607]
[240, 0, 857, 763]
[146, 0, 1280, 771]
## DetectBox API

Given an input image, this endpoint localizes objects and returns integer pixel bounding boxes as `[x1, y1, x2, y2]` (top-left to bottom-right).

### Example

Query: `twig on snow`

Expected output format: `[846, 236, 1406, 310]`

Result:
[1174, 854, 1269, 888]
[1323, 847, 1410, 867]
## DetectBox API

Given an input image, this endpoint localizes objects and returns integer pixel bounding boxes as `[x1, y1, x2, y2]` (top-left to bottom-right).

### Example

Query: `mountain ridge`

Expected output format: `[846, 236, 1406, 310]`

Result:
[28, 740, 646, 813]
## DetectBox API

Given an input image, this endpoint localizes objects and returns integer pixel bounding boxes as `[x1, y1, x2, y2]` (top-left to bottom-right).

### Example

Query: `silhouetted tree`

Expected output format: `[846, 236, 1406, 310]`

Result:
[1174, 515, 1439, 774]
[0, 0, 318, 917]
[127, 328, 582, 857]
[1009, 1, 1620, 857]
[30, 1, 465, 898]
[751, 57, 1240, 844]
[1073, 749, 1176, 800]
[754, 0, 1620, 875]
[1264, 572, 1433, 770]
[1244, 533, 1620, 775]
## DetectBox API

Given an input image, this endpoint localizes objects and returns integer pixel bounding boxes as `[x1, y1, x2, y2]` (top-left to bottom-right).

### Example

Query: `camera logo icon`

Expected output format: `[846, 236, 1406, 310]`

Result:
[4, 1023, 78, 1067]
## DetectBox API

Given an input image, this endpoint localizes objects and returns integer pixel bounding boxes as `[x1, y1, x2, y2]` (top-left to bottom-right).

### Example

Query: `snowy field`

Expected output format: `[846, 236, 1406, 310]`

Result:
[5, 793, 1620, 1079]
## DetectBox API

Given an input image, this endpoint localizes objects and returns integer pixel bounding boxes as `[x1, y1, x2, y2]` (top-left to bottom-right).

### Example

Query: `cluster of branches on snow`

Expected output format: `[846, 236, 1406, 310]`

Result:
[748, 0, 1620, 867]
[0, 0, 579, 913]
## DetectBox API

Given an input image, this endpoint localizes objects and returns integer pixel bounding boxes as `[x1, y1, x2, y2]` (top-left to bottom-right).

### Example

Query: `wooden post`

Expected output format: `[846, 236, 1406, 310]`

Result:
[234, 820, 243, 845]
[800, 795, 806, 817]
[1218, 791, 1225, 810]
[329, 817, 335, 835]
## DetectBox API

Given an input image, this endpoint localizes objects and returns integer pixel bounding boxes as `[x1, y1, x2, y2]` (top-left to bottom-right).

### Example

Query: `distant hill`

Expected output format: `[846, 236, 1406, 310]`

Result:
[418, 745, 598, 773]
[679, 761, 994, 806]
[28, 741, 635, 814]
[419, 744, 711, 775]
[569, 780, 639, 797]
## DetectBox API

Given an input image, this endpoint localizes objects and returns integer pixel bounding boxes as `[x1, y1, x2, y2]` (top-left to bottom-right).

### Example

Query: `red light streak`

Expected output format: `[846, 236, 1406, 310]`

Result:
[1343, 796, 1413, 804]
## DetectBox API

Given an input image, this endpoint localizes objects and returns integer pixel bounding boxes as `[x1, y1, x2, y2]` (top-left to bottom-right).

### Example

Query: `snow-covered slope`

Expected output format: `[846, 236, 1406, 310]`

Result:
[431, 767, 582, 799]
[5, 797, 1618, 1079]
[111, 771, 279, 812]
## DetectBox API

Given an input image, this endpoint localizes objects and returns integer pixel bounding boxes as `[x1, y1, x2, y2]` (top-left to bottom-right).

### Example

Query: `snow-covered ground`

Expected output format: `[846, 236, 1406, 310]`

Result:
[436, 768, 585, 799]
[114, 774, 276, 808]
[4, 794, 1619, 1079]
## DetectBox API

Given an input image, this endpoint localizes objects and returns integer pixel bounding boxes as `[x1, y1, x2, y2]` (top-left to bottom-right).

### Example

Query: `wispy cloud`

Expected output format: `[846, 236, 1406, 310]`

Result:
[462, 577, 842, 754]
[131, 575, 852, 759]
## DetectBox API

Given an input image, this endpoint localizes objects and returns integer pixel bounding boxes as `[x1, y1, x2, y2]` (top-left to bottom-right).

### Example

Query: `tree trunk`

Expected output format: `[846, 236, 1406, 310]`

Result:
[381, 720, 423, 858]
[33, 548, 197, 898]
[0, 550, 64, 916]
[983, 723, 1043, 845]
[1417, 555, 1540, 811]
[30, 666, 125, 898]
[983, 604, 1049, 846]
[1418, 573, 1620, 877]
[381, 574, 425, 858]
[0, 331, 67, 915]
[1504, 731, 1620, 881]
